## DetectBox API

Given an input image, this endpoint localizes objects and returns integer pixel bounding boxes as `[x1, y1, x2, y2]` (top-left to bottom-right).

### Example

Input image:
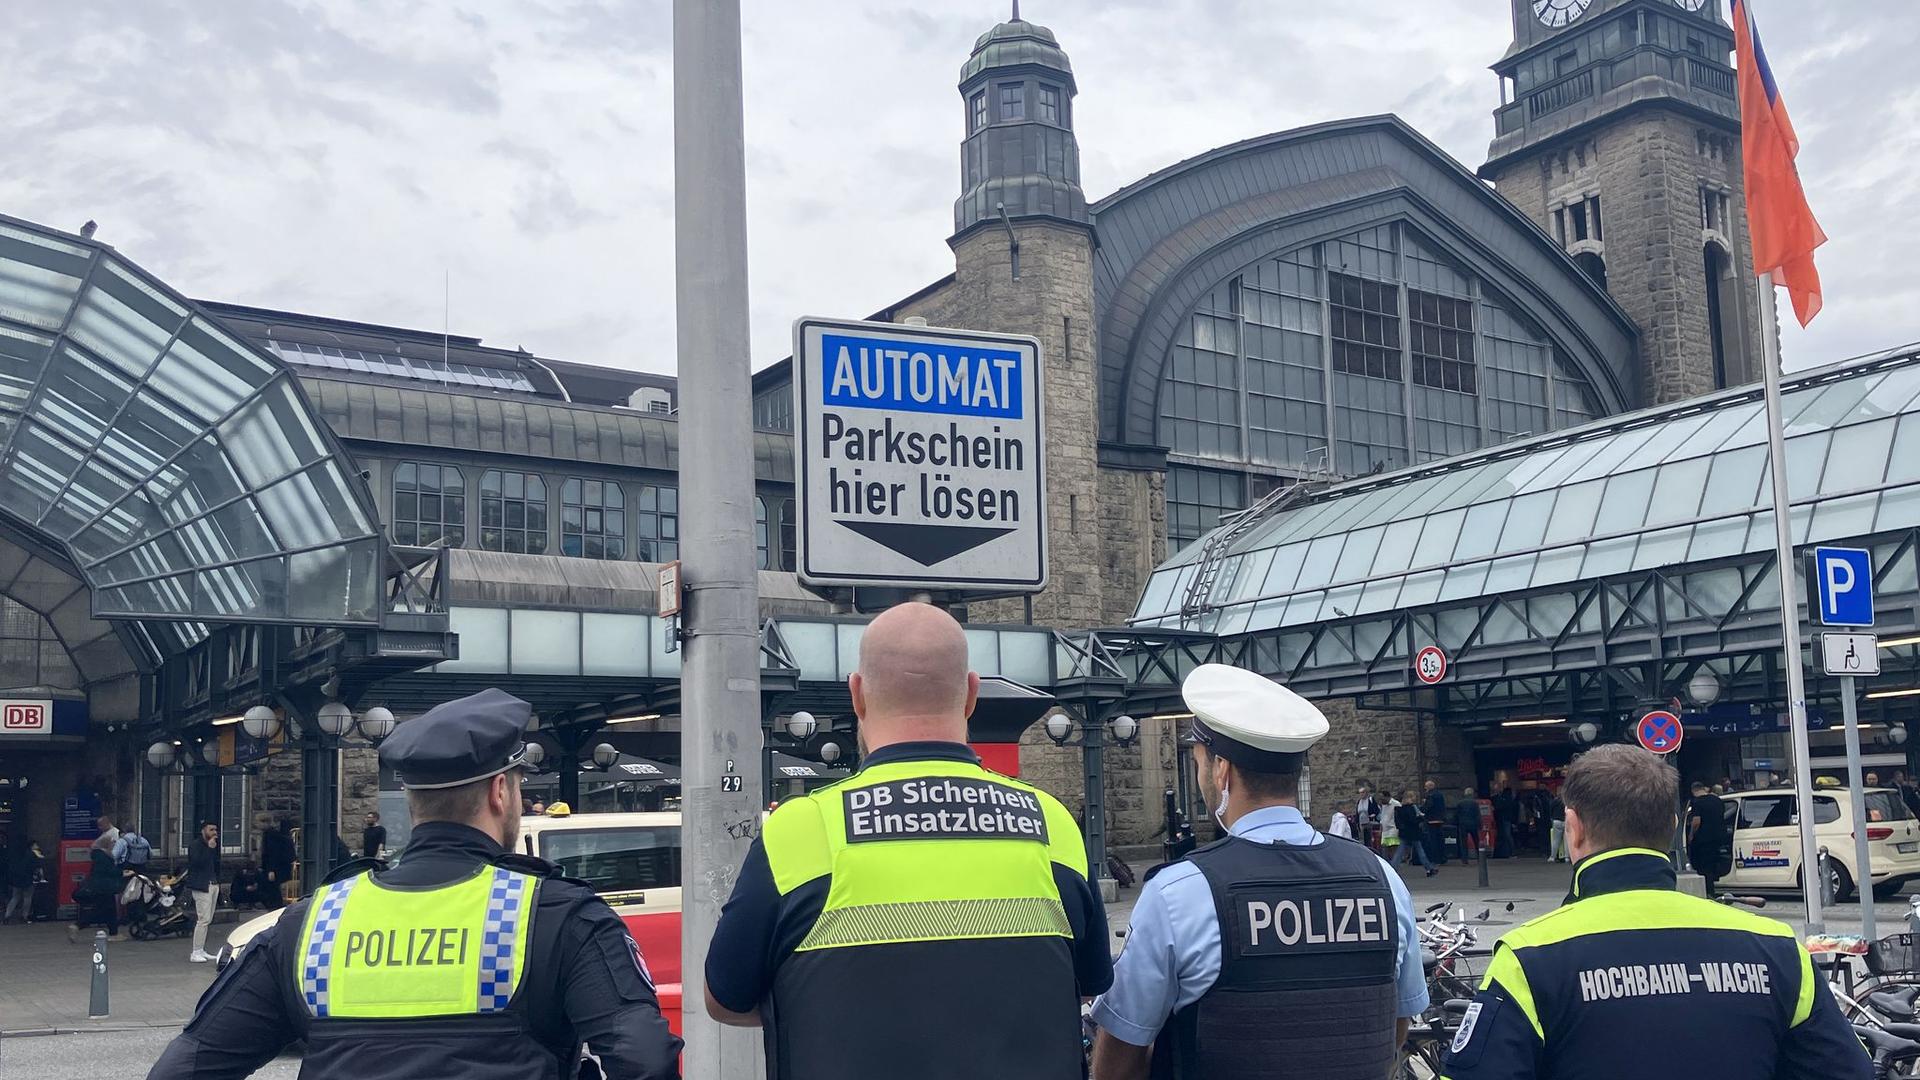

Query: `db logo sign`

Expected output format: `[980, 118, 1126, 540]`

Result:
[0, 700, 51, 734]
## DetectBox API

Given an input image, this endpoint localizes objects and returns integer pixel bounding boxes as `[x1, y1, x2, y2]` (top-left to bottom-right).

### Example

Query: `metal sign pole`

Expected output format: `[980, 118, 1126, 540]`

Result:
[1841, 675, 1876, 942]
[1756, 271, 1824, 933]
[674, 0, 764, 1075]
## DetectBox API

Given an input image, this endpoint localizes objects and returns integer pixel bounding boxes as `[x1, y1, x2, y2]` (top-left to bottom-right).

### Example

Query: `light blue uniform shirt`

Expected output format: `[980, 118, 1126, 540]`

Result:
[1091, 804, 1429, 1047]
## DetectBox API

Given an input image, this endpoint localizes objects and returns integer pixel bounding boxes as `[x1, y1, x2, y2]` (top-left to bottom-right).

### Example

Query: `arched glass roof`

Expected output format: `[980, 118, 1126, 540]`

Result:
[0, 215, 381, 629]
[1134, 345, 1920, 636]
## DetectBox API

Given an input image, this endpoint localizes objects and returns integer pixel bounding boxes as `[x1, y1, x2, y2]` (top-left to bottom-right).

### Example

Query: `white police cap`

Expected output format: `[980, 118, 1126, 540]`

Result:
[1181, 663, 1329, 772]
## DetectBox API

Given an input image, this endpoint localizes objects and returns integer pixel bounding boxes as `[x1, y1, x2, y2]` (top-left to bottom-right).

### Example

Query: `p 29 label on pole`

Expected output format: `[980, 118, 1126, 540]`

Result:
[793, 317, 1046, 591]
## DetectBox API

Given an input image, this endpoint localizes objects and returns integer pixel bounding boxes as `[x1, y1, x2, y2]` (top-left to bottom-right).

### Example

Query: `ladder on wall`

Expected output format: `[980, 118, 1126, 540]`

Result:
[1177, 458, 1332, 630]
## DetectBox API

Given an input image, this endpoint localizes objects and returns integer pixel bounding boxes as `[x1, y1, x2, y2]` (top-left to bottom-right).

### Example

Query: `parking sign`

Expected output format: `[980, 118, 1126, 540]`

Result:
[1811, 547, 1874, 627]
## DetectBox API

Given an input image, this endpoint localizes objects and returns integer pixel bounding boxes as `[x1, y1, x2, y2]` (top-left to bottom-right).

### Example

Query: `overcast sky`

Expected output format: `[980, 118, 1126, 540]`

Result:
[8, 1, 1913, 375]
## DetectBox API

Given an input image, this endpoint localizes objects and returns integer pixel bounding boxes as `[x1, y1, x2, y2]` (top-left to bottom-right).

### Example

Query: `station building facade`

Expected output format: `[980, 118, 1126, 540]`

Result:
[0, 0, 1836, 875]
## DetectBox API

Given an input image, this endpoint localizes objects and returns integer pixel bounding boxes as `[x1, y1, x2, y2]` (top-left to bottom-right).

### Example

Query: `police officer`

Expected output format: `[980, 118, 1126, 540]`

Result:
[1442, 744, 1868, 1080]
[704, 602, 1113, 1080]
[147, 689, 682, 1080]
[1090, 664, 1428, 1080]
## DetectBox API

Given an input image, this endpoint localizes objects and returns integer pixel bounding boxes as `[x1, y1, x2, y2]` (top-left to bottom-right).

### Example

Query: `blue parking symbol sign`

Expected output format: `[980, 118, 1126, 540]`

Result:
[1813, 547, 1874, 627]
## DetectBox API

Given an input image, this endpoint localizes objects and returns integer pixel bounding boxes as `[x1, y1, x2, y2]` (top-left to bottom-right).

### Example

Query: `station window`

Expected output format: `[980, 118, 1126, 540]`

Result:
[479, 470, 549, 554]
[779, 499, 797, 571]
[561, 478, 626, 560]
[998, 83, 1024, 121]
[1329, 273, 1401, 381]
[391, 462, 465, 547]
[755, 496, 771, 570]
[635, 485, 678, 562]
[751, 497, 798, 571]
[1409, 290, 1477, 394]
[1038, 84, 1061, 125]
[969, 90, 988, 132]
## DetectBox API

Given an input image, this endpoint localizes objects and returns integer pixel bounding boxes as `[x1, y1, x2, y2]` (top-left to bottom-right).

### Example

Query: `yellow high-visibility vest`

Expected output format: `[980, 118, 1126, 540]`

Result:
[294, 865, 536, 1019]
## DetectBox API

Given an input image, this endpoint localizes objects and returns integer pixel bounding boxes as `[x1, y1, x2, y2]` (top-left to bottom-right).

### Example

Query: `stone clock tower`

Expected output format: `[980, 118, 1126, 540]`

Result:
[1483, 0, 1763, 403]
[894, 14, 1111, 629]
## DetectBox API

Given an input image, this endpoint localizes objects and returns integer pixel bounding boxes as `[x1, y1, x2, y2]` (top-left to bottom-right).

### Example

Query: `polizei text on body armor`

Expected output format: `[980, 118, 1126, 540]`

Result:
[844, 776, 1049, 843]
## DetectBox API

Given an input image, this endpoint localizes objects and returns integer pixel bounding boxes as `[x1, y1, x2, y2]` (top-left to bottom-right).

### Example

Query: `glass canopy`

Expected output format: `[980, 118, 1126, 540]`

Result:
[0, 215, 381, 634]
[1134, 345, 1920, 635]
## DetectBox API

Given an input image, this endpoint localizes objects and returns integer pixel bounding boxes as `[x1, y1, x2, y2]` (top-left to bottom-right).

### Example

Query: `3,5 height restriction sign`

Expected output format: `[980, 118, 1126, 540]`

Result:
[793, 317, 1047, 591]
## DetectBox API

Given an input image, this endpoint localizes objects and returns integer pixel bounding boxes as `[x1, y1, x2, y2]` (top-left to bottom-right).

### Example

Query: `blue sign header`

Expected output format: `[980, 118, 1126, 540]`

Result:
[819, 333, 1024, 420]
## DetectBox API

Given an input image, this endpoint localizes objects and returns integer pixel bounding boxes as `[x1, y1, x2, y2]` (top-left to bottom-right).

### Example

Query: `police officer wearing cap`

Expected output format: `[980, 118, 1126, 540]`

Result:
[1090, 664, 1428, 1080]
[147, 689, 682, 1080]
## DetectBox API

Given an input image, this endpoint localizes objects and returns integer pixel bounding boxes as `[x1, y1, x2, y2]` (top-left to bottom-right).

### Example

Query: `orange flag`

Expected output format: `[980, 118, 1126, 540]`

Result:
[1731, 0, 1826, 326]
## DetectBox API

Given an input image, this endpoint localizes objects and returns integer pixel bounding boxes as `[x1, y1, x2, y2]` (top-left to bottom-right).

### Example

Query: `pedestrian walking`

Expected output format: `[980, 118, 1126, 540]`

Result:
[1422, 780, 1448, 864]
[4, 835, 39, 922]
[360, 811, 387, 860]
[1454, 788, 1482, 864]
[1493, 787, 1518, 858]
[1395, 789, 1438, 876]
[1090, 664, 1427, 1080]
[68, 822, 123, 942]
[182, 821, 221, 963]
[147, 687, 681, 1080]
[1381, 792, 1402, 861]
[1355, 783, 1383, 851]
[1686, 780, 1730, 895]
[705, 603, 1111, 1080]
[1328, 801, 1354, 839]
[258, 818, 293, 910]
[1546, 791, 1568, 862]
[1444, 745, 1869, 1079]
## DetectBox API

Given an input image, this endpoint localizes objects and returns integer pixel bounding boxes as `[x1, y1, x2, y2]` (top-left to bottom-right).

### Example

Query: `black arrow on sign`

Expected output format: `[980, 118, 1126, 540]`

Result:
[838, 521, 1015, 566]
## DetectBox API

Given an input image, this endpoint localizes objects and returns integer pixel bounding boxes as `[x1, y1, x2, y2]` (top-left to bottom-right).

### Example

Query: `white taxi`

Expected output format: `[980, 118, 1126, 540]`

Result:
[1716, 786, 1920, 901]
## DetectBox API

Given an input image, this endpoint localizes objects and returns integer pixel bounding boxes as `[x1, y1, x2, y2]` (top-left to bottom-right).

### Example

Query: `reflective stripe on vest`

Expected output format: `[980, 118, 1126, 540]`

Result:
[763, 759, 1083, 951]
[296, 866, 534, 1019]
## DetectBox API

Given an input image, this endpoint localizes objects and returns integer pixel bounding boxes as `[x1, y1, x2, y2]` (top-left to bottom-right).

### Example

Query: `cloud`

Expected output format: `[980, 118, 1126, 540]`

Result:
[0, 0, 1909, 376]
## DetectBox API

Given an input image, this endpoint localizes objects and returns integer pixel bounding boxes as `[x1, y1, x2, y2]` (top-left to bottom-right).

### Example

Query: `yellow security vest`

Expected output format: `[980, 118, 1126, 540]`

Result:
[294, 865, 536, 1019]
[759, 755, 1089, 1080]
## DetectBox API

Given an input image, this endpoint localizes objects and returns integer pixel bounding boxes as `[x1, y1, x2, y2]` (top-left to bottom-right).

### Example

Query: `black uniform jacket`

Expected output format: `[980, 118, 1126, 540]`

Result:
[145, 821, 682, 1080]
[1442, 848, 1868, 1080]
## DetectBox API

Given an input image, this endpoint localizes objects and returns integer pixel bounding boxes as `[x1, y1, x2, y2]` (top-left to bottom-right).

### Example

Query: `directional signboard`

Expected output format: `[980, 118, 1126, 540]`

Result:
[1812, 546, 1874, 627]
[793, 317, 1046, 591]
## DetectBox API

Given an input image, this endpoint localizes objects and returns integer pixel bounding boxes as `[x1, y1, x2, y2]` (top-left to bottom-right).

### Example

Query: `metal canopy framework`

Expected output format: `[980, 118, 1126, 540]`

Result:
[0, 215, 385, 651]
[1121, 345, 1920, 719]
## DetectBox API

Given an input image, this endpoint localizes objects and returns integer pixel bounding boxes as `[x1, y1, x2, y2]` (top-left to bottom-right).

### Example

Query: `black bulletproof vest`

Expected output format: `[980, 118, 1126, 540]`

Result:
[1152, 833, 1400, 1080]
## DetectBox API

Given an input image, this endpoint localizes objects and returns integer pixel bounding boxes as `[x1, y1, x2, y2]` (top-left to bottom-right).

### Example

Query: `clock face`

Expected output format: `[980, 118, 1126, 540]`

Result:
[1532, 0, 1593, 27]
[1673, 0, 1709, 10]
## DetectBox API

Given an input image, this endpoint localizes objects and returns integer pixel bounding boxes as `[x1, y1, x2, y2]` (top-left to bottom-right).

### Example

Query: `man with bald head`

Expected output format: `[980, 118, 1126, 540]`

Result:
[705, 602, 1112, 1080]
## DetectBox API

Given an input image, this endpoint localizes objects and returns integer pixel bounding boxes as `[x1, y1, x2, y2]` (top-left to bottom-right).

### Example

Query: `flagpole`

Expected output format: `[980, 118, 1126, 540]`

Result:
[1756, 269, 1824, 933]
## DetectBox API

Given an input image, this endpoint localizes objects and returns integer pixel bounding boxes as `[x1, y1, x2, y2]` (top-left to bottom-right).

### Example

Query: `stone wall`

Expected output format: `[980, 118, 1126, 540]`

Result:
[1490, 109, 1764, 405]
[1096, 465, 1167, 626]
[1304, 699, 1476, 820]
[898, 220, 1117, 631]
[340, 746, 381, 854]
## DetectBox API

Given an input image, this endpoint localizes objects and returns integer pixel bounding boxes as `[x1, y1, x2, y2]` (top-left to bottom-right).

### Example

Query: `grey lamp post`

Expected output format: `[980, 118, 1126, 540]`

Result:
[1043, 706, 1139, 891]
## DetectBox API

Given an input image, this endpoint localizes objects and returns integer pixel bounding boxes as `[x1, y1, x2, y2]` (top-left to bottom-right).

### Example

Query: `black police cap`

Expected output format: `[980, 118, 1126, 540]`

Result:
[379, 687, 532, 790]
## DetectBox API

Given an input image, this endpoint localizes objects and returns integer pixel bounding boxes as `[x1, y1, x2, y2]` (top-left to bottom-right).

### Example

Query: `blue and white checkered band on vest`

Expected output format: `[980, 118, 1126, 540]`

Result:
[477, 867, 528, 1012]
[302, 875, 361, 1018]
[298, 866, 532, 1020]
